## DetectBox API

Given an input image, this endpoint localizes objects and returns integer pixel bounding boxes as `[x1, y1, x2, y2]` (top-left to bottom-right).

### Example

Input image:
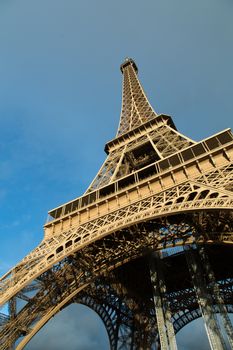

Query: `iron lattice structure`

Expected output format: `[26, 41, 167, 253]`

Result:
[0, 58, 233, 349]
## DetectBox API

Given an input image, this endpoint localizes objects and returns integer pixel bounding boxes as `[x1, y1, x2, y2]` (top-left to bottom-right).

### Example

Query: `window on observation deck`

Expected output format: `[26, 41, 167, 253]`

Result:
[181, 149, 194, 161]
[116, 141, 160, 180]
[168, 154, 181, 167]
[192, 144, 206, 157]
[130, 141, 160, 169]
[118, 174, 135, 190]
[217, 131, 233, 145]
[159, 159, 170, 171]
[138, 164, 157, 181]
[99, 183, 115, 198]
[205, 137, 220, 150]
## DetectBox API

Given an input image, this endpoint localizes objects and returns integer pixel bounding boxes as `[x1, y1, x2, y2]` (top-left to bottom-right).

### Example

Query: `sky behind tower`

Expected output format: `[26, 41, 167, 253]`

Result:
[0, 0, 233, 349]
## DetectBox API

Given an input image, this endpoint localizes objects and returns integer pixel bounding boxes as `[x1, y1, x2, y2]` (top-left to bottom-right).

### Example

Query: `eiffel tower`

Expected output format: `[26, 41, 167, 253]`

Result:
[0, 58, 233, 350]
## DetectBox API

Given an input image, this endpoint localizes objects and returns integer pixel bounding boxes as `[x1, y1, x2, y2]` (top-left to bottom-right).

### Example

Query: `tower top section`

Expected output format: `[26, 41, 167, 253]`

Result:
[120, 58, 138, 74]
[117, 58, 158, 136]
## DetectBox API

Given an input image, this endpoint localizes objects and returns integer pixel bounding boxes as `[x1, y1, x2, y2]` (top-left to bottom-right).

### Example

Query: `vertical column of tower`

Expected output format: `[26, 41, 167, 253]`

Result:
[8, 298, 16, 350]
[185, 246, 227, 350]
[149, 253, 177, 350]
[198, 246, 233, 348]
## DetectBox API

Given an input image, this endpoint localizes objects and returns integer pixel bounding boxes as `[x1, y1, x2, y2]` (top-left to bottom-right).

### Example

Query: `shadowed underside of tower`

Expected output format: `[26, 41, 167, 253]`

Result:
[0, 59, 233, 350]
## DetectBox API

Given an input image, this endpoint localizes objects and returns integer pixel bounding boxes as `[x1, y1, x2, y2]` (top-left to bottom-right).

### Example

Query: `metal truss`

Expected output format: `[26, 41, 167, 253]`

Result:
[1, 170, 233, 308]
[87, 123, 195, 191]
[197, 245, 233, 347]
[118, 58, 158, 136]
[0, 58, 233, 349]
[0, 215, 232, 350]
[0, 222, 161, 349]
[75, 279, 156, 350]
[76, 290, 120, 349]
[185, 246, 227, 349]
[173, 305, 233, 334]
[149, 253, 177, 350]
[170, 275, 233, 334]
[78, 269, 158, 349]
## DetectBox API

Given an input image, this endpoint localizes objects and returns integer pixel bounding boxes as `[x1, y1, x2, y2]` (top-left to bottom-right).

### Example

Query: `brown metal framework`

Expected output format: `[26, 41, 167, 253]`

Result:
[0, 58, 233, 349]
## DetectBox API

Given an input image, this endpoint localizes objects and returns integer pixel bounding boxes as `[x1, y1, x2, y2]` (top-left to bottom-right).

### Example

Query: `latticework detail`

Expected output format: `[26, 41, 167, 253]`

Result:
[117, 58, 157, 136]
[0, 59, 233, 350]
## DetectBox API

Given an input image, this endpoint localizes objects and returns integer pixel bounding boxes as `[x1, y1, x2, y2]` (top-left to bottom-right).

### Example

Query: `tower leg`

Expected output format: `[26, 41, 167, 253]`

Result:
[185, 246, 227, 350]
[149, 253, 177, 350]
[8, 298, 16, 350]
[198, 245, 233, 348]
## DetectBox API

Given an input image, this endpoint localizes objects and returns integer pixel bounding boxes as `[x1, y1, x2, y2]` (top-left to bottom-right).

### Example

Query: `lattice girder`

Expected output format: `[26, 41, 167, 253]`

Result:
[118, 58, 158, 136]
[1, 157, 233, 308]
[75, 290, 121, 349]
[1, 59, 233, 349]
[0, 212, 233, 349]
[87, 121, 195, 191]
[1, 125, 232, 307]
[2, 185, 233, 308]
[0, 153, 233, 300]
[1, 128, 233, 301]
[173, 304, 233, 334]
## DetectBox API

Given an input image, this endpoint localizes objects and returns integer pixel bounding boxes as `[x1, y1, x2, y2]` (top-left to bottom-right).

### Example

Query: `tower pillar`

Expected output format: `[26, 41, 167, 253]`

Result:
[185, 246, 227, 350]
[198, 245, 233, 348]
[149, 253, 177, 350]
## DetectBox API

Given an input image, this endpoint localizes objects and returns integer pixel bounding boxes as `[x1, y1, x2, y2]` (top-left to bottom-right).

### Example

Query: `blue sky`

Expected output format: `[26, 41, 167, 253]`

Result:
[0, 0, 233, 349]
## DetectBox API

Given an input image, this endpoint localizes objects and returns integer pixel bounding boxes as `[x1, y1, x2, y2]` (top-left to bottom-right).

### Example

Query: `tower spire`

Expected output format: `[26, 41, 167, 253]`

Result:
[117, 58, 158, 136]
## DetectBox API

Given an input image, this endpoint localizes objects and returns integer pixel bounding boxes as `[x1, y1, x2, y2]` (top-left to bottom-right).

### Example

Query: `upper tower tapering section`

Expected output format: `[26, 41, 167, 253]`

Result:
[117, 58, 158, 136]
[120, 57, 138, 74]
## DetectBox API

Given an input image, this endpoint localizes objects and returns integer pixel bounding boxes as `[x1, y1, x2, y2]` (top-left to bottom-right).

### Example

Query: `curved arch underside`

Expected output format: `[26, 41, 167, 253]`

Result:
[1, 57, 233, 350]
[1, 160, 233, 308]
[173, 305, 233, 334]
[1, 212, 233, 350]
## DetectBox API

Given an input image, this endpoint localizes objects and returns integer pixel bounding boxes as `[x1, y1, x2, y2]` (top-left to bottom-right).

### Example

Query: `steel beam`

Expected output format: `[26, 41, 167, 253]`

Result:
[198, 245, 233, 348]
[185, 246, 227, 350]
[149, 253, 177, 350]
